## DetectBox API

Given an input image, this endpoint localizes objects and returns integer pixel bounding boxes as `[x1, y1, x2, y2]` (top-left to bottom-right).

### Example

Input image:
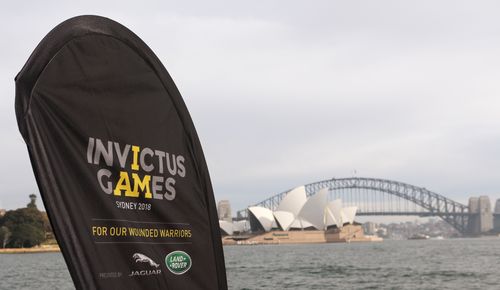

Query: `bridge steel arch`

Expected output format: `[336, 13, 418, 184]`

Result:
[237, 177, 469, 234]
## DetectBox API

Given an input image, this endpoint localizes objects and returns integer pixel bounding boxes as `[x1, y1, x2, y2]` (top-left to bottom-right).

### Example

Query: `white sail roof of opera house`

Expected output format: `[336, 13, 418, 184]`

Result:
[274, 185, 309, 231]
[273, 211, 295, 231]
[248, 206, 275, 232]
[239, 186, 359, 233]
[276, 185, 307, 216]
[298, 187, 328, 230]
[342, 206, 358, 224]
[289, 217, 314, 229]
[325, 200, 357, 226]
[326, 199, 343, 228]
[219, 220, 233, 236]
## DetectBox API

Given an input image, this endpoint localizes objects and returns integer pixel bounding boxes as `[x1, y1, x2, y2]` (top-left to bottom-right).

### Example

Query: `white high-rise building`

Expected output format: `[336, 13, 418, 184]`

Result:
[217, 200, 232, 223]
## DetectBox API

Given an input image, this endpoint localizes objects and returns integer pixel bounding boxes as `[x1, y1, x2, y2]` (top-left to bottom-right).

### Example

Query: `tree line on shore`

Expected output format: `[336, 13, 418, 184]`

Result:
[0, 195, 53, 248]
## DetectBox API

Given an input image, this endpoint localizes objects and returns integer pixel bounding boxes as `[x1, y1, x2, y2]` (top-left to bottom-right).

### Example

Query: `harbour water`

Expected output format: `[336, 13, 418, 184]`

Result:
[1, 237, 499, 289]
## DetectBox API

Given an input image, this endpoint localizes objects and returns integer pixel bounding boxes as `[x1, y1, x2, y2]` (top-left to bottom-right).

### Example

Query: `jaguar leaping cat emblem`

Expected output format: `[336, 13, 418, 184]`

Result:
[132, 253, 160, 268]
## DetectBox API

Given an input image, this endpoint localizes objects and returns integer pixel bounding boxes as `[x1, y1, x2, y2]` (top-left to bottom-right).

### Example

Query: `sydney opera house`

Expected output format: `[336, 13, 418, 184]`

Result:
[219, 186, 379, 244]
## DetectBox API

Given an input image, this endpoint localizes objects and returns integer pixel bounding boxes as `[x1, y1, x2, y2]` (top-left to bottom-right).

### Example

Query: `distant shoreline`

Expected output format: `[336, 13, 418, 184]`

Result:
[0, 245, 60, 254]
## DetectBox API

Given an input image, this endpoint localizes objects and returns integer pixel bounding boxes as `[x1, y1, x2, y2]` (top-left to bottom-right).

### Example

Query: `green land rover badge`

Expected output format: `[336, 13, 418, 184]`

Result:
[165, 251, 192, 275]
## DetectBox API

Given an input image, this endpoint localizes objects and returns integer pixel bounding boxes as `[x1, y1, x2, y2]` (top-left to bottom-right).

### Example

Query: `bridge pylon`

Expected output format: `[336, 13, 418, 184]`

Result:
[467, 196, 494, 235]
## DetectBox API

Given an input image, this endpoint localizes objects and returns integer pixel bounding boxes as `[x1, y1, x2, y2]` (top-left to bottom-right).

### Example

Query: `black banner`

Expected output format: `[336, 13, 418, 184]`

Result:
[15, 15, 227, 289]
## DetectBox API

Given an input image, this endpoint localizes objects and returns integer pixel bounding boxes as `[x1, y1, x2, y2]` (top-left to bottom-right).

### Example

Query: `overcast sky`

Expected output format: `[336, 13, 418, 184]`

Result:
[1, 1, 500, 214]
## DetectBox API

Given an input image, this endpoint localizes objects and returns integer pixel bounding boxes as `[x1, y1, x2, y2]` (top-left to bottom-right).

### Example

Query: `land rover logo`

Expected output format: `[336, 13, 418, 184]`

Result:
[165, 251, 192, 275]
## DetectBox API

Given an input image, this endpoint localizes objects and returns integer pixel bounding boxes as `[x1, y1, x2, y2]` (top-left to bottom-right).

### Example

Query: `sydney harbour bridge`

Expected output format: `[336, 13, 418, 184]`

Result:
[236, 177, 500, 235]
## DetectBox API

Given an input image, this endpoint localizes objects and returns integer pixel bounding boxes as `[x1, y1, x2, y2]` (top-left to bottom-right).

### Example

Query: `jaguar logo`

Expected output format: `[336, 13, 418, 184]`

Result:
[132, 253, 160, 268]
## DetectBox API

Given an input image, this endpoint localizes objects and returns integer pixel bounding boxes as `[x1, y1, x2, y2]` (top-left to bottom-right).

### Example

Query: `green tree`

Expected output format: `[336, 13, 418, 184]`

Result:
[1, 207, 45, 248]
[41, 212, 54, 240]
[0, 226, 11, 248]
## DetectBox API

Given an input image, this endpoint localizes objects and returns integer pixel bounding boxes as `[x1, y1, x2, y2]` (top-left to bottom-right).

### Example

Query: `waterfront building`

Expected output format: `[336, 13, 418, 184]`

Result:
[246, 186, 358, 232]
[363, 222, 377, 235]
[217, 200, 232, 223]
[216, 186, 382, 245]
